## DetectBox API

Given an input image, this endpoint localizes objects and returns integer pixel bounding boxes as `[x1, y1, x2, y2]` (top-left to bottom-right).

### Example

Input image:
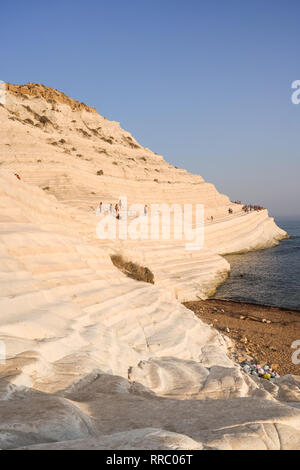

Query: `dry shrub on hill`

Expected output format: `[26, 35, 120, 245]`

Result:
[110, 255, 154, 284]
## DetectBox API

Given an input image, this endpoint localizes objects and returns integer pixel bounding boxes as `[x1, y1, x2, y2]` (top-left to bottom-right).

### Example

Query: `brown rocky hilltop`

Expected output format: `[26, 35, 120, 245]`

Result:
[6, 82, 97, 113]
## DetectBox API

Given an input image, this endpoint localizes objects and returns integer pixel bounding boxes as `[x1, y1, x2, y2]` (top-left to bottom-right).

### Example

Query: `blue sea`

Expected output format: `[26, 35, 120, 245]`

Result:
[213, 218, 300, 311]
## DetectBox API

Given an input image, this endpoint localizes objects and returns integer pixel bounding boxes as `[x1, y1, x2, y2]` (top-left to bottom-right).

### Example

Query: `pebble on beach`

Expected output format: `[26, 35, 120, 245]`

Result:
[240, 360, 280, 381]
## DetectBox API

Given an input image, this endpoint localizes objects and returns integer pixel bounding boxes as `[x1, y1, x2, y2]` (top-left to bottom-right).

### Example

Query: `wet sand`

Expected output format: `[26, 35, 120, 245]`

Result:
[184, 299, 300, 376]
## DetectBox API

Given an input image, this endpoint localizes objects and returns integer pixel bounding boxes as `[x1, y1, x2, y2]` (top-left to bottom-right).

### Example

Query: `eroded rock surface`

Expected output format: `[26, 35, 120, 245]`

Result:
[0, 86, 296, 450]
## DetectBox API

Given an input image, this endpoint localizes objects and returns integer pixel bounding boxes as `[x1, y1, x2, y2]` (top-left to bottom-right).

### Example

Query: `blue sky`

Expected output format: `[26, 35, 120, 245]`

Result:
[1, 0, 299, 216]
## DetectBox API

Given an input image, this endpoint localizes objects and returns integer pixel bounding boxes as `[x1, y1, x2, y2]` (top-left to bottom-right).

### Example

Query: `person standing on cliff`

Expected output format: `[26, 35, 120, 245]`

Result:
[115, 203, 120, 219]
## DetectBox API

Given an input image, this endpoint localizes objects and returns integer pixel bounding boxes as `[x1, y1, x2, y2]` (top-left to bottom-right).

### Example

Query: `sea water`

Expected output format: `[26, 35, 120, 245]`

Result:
[213, 217, 300, 310]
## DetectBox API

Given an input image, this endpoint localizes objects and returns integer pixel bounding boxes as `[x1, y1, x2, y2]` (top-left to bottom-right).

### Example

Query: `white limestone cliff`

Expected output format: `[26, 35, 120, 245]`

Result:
[0, 85, 297, 451]
[0, 83, 286, 300]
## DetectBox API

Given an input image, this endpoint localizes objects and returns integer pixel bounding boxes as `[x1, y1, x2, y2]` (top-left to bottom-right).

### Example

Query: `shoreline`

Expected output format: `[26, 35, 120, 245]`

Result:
[184, 298, 300, 376]
[210, 297, 300, 314]
[205, 225, 296, 312]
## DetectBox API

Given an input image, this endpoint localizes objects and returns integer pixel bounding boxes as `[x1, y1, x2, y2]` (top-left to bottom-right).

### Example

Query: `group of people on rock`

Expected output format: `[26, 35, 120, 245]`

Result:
[209, 202, 263, 222]
[98, 201, 121, 219]
[242, 204, 265, 213]
[231, 200, 242, 205]
[98, 201, 148, 219]
[230, 200, 265, 213]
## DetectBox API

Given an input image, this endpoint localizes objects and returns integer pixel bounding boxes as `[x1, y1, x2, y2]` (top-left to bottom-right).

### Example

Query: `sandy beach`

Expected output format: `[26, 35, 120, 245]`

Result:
[184, 299, 300, 376]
